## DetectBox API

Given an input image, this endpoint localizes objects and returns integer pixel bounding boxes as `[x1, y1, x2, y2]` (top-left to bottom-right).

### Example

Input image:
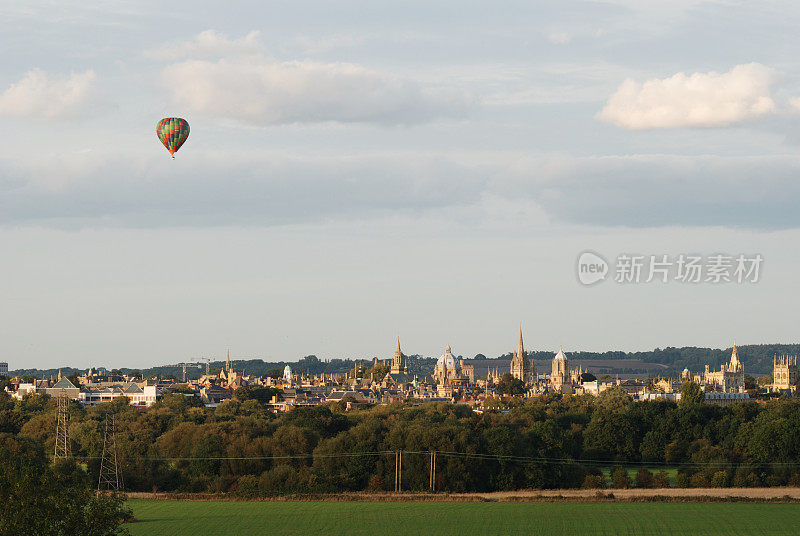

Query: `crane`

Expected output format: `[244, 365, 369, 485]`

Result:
[191, 357, 211, 376]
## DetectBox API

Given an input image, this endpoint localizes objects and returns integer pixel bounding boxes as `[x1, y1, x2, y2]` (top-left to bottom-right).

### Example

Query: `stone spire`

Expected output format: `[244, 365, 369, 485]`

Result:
[730, 341, 741, 370]
[510, 326, 533, 385]
[392, 337, 406, 374]
[226, 349, 231, 372]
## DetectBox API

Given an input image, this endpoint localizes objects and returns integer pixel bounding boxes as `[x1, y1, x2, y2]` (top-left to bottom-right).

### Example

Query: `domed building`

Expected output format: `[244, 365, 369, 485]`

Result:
[432, 345, 473, 386]
[433, 345, 458, 384]
[283, 365, 293, 385]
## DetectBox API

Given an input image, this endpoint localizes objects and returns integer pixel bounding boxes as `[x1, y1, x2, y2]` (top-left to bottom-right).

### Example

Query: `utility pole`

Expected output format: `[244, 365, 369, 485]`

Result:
[399, 450, 402, 492]
[429, 450, 437, 492]
[53, 394, 70, 461]
[98, 411, 121, 492]
[394, 450, 403, 492]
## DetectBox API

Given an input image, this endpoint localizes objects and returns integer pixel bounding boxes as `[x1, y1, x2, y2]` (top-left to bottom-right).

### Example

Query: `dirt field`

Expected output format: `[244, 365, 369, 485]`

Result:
[126, 487, 800, 502]
[471, 487, 800, 500]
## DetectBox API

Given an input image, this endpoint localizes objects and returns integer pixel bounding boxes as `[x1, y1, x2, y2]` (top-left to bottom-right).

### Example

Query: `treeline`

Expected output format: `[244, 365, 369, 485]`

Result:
[11, 343, 796, 380]
[3, 387, 800, 495]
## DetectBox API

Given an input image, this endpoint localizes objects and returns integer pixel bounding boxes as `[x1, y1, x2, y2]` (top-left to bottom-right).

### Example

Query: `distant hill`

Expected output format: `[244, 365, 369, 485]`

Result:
[6, 344, 795, 380]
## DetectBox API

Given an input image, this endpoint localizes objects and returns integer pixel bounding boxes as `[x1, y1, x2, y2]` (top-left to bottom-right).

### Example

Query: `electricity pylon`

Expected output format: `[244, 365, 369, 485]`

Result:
[53, 394, 70, 461]
[97, 411, 122, 492]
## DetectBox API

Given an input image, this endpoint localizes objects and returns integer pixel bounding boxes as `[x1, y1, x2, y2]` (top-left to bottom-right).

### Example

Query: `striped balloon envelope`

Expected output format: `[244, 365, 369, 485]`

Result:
[156, 117, 190, 159]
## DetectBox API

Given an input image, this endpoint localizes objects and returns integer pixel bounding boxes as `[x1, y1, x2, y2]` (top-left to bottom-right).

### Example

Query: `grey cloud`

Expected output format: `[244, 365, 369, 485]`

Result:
[3, 151, 800, 230]
[0, 152, 488, 228]
[497, 153, 800, 229]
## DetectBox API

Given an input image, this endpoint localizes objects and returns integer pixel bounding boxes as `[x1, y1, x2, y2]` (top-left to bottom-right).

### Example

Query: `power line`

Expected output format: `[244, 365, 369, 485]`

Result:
[65, 449, 800, 469]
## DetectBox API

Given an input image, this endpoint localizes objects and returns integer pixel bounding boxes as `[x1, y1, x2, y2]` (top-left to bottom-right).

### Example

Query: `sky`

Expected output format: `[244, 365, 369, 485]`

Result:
[2, 0, 800, 370]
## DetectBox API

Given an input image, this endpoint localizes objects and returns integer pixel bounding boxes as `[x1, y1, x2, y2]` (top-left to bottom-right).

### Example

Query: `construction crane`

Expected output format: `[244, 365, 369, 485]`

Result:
[177, 362, 190, 382]
[191, 357, 211, 376]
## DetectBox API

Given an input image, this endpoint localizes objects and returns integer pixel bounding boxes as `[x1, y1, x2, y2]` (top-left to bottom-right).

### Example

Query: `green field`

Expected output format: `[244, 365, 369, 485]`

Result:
[600, 467, 680, 484]
[127, 499, 800, 536]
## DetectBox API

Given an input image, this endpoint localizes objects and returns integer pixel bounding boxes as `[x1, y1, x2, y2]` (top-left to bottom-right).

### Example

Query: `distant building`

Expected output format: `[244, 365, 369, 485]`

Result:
[0, 362, 7, 376]
[771, 354, 797, 393]
[509, 328, 534, 385]
[283, 365, 293, 384]
[384, 338, 413, 387]
[704, 391, 750, 406]
[390, 338, 407, 374]
[703, 343, 745, 393]
[551, 347, 572, 393]
[432, 345, 471, 387]
[43, 373, 80, 400]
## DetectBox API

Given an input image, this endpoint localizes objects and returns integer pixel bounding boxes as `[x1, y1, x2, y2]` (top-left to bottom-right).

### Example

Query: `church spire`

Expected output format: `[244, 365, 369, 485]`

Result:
[226, 349, 231, 372]
[517, 326, 525, 356]
[396, 337, 401, 354]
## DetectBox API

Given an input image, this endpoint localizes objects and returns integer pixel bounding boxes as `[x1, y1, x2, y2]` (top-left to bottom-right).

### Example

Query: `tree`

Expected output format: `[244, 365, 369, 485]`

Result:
[0, 436, 131, 536]
[679, 381, 704, 407]
[495, 373, 525, 396]
[595, 387, 631, 413]
[635, 468, 654, 488]
[653, 470, 670, 488]
[611, 467, 631, 489]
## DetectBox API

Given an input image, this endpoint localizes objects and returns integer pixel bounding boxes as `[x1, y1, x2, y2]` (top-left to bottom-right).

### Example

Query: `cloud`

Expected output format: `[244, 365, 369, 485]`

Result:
[0, 69, 98, 120]
[494, 153, 800, 229]
[547, 32, 572, 44]
[596, 63, 776, 129]
[4, 150, 800, 230]
[160, 57, 467, 125]
[0, 150, 488, 228]
[143, 30, 263, 61]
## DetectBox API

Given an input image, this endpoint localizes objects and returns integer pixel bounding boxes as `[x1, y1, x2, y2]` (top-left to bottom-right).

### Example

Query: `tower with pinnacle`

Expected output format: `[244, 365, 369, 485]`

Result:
[390, 338, 407, 374]
[510, 327, 534, 385]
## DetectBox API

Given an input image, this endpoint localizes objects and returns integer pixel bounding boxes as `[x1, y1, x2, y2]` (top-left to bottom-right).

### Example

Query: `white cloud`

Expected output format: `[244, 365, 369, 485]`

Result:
[0, 69, 98, 120]
[596, 63, 776, 129]
[144, 30, 263, 61]
[160, 56, 467, 125]
[547, 32, 572, 44]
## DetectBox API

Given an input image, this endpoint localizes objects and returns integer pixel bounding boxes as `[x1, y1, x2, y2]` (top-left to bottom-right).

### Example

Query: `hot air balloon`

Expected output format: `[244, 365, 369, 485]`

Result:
[156, 117, 190, 159]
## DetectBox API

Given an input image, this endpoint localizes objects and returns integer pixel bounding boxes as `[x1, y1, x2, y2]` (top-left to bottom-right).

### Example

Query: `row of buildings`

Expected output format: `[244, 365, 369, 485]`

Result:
[3, 334, 797, 412]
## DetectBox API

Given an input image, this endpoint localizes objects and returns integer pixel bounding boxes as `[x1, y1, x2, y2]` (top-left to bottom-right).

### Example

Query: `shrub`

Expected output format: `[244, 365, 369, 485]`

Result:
[733, 467, 760, 487]
[259, 465, 313, 494]
[367, 473, 386, 491]
[675, 472, 690, 488]
[236, 474, 259, 496]
[653, 470, 670, 488]
[690, 472, 709, 488]
[582, 474, 606, 489]
[611, 467, 631, 489]
[635, 468, 654, 488]
[710, 470, 729, 488]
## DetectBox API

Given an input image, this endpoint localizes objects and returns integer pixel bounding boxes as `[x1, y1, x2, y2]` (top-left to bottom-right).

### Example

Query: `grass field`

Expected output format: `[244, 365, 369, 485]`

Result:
[127, 499, 800, 536]
[600, 467, 679, 484]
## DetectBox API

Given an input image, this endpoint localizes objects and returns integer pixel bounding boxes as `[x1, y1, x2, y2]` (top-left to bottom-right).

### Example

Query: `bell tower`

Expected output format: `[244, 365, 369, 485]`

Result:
[391, 338, 406, 374]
